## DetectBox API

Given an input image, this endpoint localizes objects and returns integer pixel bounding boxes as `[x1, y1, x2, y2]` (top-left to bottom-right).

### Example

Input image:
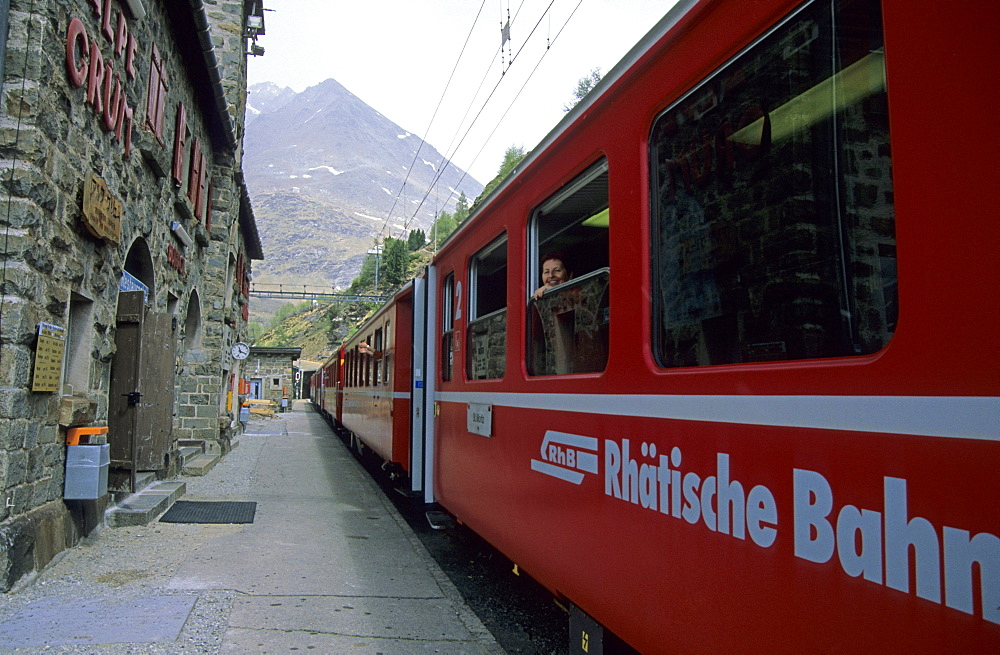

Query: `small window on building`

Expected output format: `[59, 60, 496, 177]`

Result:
[649, 0, 895, 368]
[272, 378, 280, 388]
[145, 43, 168, 145]
[441, 273, 455, 382]
[467, 234, 507, 380]
[528, 160, 610, 376]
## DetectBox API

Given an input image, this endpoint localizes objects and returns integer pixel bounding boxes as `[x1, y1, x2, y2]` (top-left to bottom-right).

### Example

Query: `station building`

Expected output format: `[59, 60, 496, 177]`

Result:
[246, 346, 302, 405]
[0, 0, 266, 591]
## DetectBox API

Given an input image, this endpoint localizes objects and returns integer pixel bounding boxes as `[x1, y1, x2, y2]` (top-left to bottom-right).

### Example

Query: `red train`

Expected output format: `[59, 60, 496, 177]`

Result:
[313, 0, 1000, 651]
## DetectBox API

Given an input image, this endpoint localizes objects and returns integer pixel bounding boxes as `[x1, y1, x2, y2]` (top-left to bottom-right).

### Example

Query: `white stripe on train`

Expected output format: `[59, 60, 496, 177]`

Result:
[434, 393, 999, 441]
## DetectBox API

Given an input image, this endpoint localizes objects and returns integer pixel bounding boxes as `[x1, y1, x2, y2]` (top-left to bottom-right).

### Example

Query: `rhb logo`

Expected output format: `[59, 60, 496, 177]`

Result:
[530, 431, 599, 484]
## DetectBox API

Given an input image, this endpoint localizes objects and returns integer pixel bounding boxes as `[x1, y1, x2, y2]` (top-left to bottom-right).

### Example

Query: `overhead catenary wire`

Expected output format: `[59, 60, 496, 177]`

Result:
[378, 0, 530, 245]
[384, 0, 537, 244]
[414, 0, 534, 216]
[401, 0, 581, 236]
[396, 0, 556, 237]
[375, 0, 489, 245]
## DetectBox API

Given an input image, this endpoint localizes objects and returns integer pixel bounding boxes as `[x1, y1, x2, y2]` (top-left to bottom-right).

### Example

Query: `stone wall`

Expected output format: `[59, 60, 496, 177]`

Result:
[0, 0, 258, 591]
[248, 347, 301, 406]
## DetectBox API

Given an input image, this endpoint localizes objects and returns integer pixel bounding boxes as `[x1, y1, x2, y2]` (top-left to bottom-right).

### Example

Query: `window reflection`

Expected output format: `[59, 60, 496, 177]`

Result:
[650, 0, 896, 368]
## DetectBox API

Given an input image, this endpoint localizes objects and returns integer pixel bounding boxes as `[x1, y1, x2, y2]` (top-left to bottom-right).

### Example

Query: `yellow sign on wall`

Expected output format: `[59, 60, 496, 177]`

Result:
[32, 323, 65, 392]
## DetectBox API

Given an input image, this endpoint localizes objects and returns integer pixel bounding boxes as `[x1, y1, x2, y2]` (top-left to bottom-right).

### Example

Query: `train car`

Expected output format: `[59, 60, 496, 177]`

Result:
[337, 284, 418, 476]
[309, 355, 325, 409]
[315, 345, 343, 424]
[416, 0, 999, 652]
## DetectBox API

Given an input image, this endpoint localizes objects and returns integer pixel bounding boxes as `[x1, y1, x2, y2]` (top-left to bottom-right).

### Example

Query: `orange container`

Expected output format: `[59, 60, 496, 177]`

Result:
[66, 426, 108, 445]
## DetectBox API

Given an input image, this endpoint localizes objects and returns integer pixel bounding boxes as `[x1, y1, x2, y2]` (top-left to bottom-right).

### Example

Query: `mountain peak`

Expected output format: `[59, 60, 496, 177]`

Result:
[243, 80, 483, 288]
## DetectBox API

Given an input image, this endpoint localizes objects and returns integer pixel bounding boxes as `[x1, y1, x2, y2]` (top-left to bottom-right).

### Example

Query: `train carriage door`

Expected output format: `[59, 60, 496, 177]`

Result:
[409, 267, 437, 502]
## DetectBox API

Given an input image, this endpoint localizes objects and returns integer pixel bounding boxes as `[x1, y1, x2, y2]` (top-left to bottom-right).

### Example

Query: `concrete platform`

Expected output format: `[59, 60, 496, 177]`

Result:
[0, 401, 501, 654]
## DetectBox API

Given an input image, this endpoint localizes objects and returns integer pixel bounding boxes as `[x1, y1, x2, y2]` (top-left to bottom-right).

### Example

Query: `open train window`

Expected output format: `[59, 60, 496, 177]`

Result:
[650, 0, 896, 368]
[373, 327, 383, 386]
[528, 160, 610, 375]
[365, 335, 372, 386]
[441, 273, 455, 382]
[467, 234, 507, 380]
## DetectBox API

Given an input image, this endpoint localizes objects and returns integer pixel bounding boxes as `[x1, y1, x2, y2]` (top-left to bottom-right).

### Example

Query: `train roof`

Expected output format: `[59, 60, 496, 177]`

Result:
[434, 0, 698, 255]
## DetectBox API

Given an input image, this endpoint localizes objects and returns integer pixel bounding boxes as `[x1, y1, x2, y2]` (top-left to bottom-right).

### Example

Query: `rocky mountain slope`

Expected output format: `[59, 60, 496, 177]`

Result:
[243, 80, 483, 289]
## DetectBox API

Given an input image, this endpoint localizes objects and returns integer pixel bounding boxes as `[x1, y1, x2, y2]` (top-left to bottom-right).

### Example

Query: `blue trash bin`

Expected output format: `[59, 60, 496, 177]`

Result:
[64, 444, 110, 500]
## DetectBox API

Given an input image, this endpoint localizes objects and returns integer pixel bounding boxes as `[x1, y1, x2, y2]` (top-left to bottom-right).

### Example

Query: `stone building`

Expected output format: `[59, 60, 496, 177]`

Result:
[246, 346, 301, 405]
[0, 0, 266, 592]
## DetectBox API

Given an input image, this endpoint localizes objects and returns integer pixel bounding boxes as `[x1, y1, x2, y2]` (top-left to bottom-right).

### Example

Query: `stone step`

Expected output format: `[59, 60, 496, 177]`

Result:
[109, 471, 157, 504]
[181, 452, 219, 476]
[178, 446, 202, 463]
[105, 481, 186, 528]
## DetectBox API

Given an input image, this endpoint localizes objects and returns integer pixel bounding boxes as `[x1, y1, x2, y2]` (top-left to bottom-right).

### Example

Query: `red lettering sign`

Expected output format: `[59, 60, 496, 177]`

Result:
[167, 243, 186, 276]
[65, 18, 88, 87]
[64, 12, 137, 158]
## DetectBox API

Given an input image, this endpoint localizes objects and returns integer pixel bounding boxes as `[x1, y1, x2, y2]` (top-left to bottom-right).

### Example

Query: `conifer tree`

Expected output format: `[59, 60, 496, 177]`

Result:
[382, 237, 408, 288]
[455, 192, 470, 224]
[433, 210, 457, 248]
[564, 68, 602, 111]
[407, 228, 426, 251]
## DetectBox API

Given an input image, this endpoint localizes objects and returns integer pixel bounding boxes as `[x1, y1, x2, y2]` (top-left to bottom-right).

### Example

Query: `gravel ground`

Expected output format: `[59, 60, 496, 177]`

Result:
[0, 434, 275, 654]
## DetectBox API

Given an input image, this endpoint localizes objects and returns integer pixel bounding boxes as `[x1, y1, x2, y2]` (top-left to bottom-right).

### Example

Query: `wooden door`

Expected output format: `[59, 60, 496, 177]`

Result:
[108, 291, 177, 478]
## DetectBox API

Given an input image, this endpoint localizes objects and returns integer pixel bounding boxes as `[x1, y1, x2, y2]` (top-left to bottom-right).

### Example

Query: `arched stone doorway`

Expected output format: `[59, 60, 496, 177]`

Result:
[121, 237, 155, 302]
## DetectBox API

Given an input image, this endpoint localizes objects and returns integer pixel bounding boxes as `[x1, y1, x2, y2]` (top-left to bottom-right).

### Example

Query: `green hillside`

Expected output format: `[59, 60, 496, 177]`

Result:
[252, 245, 433, 361]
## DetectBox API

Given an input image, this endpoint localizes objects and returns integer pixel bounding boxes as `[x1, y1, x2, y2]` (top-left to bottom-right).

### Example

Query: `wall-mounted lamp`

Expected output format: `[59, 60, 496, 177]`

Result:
[247, 15, 264, 30]
[124, 0, 147, 20]
[171, 221, 193, 248]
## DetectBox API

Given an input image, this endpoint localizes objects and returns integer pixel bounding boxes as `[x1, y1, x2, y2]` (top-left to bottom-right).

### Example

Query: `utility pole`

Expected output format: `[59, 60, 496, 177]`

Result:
[367, 245, 383, 293]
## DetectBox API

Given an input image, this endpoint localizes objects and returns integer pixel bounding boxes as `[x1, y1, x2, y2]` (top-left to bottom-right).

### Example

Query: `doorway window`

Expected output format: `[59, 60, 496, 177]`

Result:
[528, 160, 610, 375]
[467, 234, 507, 380]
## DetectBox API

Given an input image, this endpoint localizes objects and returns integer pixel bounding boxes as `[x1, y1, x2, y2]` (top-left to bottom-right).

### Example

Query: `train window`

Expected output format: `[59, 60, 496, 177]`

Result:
[441, 273, 455, 382]
[382, 321, 390, 386]
[528, 160, 610, 376]
[650, 0, 896, 368]
[373, 328, 383, 386]
[468, 235, 507, 380]
[367, 334, 374, 386]
[364, 335, 372, 386]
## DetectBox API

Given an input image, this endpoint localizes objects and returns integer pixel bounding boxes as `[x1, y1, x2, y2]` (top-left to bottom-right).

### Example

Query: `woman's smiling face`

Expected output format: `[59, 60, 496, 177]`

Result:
[541, 258, 568, 288]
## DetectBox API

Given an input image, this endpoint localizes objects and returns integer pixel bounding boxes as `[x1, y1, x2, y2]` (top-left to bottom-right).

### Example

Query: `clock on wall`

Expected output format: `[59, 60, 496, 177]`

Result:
[230, 342, 250, 360]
